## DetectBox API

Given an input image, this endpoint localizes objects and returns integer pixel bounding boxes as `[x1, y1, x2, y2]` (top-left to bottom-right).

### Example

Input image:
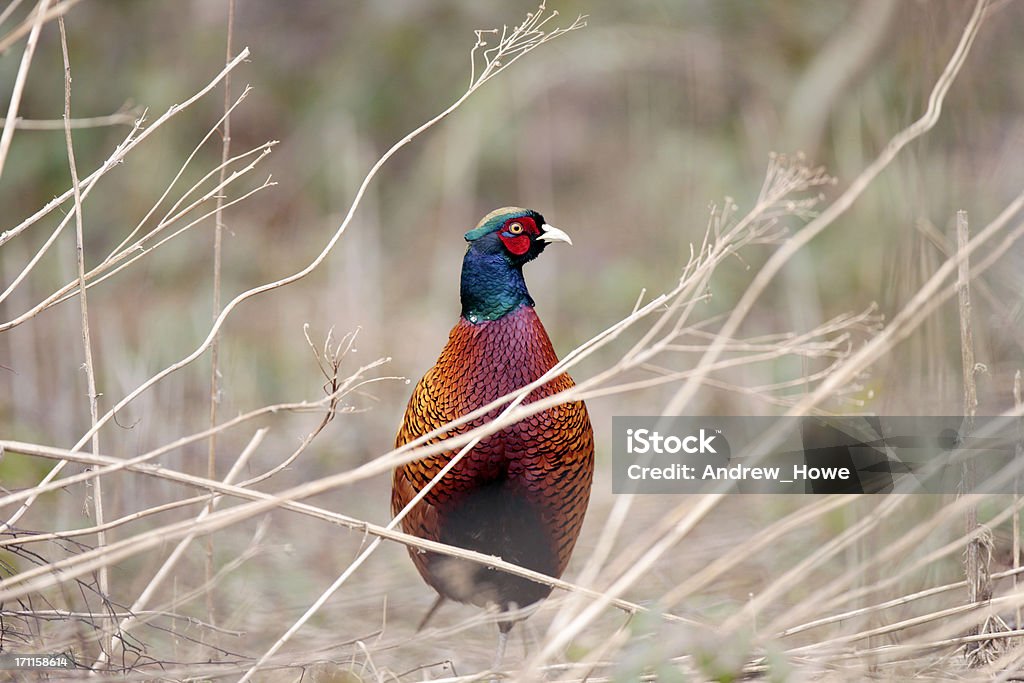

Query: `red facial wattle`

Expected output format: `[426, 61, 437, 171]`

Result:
[501, 234, 530, 255]
[498, 216, 540, 256]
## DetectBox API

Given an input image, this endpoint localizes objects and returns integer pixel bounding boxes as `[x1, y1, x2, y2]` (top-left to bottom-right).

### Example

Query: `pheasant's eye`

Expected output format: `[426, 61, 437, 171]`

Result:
[507, 222, 524, 235]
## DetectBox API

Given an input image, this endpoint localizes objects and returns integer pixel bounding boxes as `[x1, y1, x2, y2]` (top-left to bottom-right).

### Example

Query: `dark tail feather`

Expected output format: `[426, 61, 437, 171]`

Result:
[416, 595, 446, 632]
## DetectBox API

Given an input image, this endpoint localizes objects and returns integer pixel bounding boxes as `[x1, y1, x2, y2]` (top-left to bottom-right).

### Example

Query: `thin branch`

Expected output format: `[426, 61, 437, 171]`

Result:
[0, 0, 52, 180]
[206, 0, 236, 637]
[59, 15, 108, 644]
[0, 108, 140, 130]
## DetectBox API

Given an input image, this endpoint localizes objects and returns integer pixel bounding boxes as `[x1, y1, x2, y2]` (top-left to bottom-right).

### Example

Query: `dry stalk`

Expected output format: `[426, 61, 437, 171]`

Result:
[761, 450, 1024, 649]
[0, 107, 139, 130]
[57, 16, 109, 663]
[0, 494, 218, 547]
[205, 0, 237, 641]
[102, 86, 257, 260]
[1016, 370, 1023, 632]
[788, 580, 1024, 660]
[786, 494, 1024, 631]
[0, 0, 51, 180]
[956, 209, 990, 668]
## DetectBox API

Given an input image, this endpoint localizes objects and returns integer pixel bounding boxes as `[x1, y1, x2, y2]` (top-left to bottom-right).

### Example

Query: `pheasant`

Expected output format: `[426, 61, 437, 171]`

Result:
[392, 207, 594, 663]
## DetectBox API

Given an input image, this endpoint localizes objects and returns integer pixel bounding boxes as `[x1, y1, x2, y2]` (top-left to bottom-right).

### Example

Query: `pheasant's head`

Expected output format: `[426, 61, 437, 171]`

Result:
[463, 207, 572, 265]
[460, 207, 573, 323]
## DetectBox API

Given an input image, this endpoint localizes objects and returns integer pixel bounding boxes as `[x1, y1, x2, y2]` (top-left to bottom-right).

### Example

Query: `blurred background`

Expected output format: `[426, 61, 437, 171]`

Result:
[2, 0, 1024, 678]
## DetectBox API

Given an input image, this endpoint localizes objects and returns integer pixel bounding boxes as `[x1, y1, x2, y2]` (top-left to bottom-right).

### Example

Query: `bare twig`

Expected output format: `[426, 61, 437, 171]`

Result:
[59, 16, 108, 654]
[956, 209, 990, 666]
[0, 107, 140, 129]
[1016, 370, 1023, 631]
[0, 0, 51, 180]
[205, 0, 237, 638]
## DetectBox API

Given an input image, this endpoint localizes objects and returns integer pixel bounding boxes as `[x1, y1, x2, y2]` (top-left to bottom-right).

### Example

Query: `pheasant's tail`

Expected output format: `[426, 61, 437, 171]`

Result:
[416, 594, 447, 632]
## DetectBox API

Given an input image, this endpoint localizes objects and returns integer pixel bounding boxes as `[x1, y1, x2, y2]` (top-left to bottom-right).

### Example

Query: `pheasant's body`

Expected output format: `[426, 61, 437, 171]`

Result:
[393, 305, 593, 610]
[391, 207, 594, 627]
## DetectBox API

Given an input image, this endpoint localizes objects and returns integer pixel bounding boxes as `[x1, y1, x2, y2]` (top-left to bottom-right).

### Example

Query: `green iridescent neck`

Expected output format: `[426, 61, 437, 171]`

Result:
[460, 249, 533, 323]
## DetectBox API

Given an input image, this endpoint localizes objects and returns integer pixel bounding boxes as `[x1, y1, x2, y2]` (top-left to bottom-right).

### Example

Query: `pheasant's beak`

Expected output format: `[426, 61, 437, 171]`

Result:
[539, 224, 573, 246]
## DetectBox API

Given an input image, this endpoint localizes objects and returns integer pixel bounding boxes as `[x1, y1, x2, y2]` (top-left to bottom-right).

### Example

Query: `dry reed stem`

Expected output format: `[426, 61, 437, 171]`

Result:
[205, 0, 236, 640]
[58, 14, 109, 662]
[0, 494, 218, 547]
[781, 565, 1024, 640]
[0, 0, 51, 180]
[782, 496, 1024, 636]
[104, 86, 255, 259]
[1016, 370, 1023, 632]
[0, 107, 139, 130]
[957, 209, 993, 667]
[0, 359, 393, 511]
[789, 588, 1024, 658]
[794, 493, 1024, 626]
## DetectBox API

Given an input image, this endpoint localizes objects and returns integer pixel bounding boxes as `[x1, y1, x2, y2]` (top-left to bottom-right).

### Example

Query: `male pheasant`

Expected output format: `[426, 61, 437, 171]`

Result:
[392, 207, 594, 661]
